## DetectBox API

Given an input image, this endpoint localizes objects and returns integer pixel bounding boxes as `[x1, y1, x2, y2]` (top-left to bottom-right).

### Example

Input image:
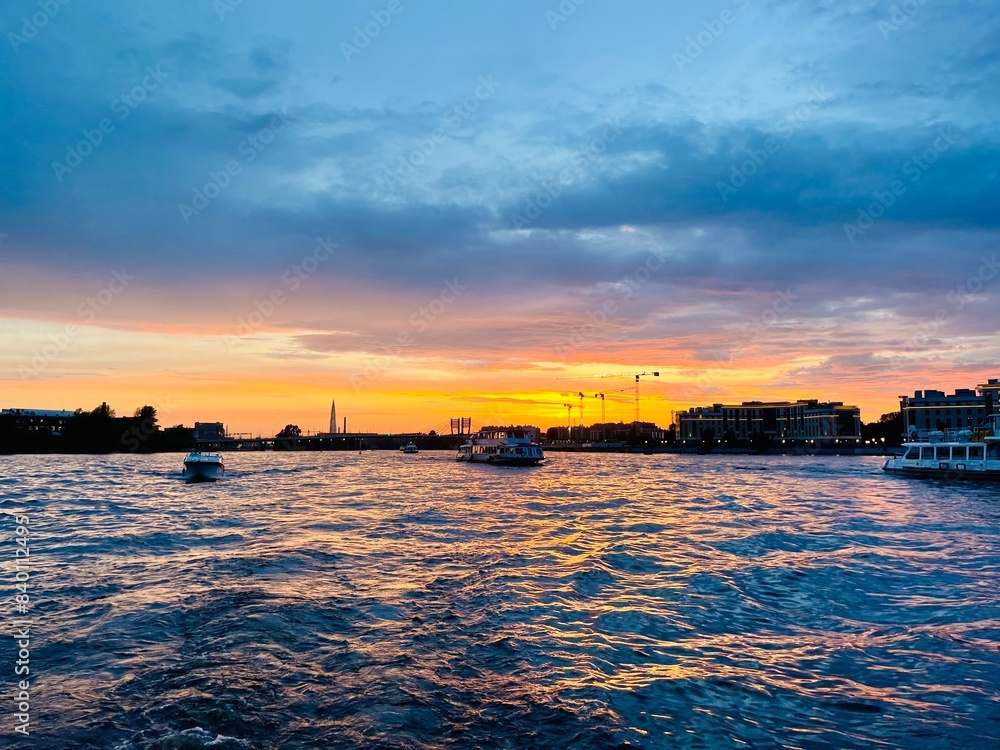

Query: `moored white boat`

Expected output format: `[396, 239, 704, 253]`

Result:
[183, 451, 225, 482]
[456, 429, 544, 466]
[883, 414, 1000, 480]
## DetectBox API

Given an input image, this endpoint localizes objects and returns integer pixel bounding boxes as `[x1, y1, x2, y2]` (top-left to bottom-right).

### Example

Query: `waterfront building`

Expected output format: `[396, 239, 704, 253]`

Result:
[329, 399, 337, 434]
[898, 378, 999, 432]
[545, 426, 571, 442]
[193, 422, 227, 440]
[979, 378, 1000, 416]
[544, 422, 666, 443]
[676, 400, 862, 447]
[586, 422, 662, 441]
[0, 408, 75, 434]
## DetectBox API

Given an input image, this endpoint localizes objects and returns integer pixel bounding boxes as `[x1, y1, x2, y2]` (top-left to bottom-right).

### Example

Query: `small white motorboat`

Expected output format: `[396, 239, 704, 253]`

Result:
[183, 451, 225, 482]
[399, 442, 419, 454]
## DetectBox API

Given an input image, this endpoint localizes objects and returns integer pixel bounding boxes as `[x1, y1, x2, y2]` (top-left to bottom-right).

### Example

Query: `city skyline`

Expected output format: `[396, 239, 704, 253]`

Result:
[9, 377, 1000, 438]
[2, 1, 998, 434]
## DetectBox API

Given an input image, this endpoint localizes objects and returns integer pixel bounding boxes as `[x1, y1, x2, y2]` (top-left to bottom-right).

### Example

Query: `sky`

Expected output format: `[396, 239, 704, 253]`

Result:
[1, 0, 998, 435]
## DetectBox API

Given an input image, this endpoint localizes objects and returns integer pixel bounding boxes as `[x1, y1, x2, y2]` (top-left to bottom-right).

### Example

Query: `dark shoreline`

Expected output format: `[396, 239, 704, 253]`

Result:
[0, 445, 898, 457]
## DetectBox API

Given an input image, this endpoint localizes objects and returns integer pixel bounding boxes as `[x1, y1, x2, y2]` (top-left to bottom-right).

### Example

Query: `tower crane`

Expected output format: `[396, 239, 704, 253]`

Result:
[594, 387, 633, 441]
[634, 372, 658, 424]
[595, 371, 660, 424]
[557, 369, 662, 435]
[556, 393, 586, 441]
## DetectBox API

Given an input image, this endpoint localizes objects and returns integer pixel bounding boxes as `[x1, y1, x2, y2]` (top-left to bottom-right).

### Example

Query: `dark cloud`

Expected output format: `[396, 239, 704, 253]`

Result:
[1, 0, 997, 388]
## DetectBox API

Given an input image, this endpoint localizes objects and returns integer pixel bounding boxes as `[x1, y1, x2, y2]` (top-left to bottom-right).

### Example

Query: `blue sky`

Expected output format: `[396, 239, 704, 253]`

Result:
[1, 0, 998, 430]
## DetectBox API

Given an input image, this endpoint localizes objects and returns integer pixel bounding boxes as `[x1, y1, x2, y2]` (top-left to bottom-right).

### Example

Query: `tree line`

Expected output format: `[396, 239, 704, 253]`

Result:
[0, 404, 195, 454]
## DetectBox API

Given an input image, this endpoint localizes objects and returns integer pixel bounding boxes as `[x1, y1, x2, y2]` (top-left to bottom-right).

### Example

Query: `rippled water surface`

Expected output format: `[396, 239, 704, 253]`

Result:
[2, 452, 999, 749]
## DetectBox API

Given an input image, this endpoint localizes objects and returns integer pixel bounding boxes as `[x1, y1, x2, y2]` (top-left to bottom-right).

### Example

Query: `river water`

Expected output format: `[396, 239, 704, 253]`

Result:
[1, 452, 999, 749]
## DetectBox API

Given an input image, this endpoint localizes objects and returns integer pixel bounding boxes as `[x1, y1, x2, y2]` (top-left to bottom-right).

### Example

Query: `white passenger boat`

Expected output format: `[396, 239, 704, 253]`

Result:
[183, 451, 225, 482]
[456, 429, 544, 466]
[399, 442, 419, 454]
[883, 415, 1000, 480]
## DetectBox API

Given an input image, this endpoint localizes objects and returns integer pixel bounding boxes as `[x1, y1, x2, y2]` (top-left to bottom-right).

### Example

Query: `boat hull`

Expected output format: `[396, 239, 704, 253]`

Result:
[883, 461, 1000, 481]
[457, 454, 543, 466]
[183, 460, 224, 482]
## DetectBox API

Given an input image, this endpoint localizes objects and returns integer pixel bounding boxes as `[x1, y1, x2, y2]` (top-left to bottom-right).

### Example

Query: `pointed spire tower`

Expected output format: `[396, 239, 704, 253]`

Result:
[329, 399, 337, 434]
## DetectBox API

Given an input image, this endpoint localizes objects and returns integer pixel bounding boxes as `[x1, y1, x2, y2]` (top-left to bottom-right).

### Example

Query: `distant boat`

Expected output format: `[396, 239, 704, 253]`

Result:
[399, 442, 419, 454]
[456, 429, 544, 466]
[183, 451, 224, 482]
[883, 414, 1000, 480]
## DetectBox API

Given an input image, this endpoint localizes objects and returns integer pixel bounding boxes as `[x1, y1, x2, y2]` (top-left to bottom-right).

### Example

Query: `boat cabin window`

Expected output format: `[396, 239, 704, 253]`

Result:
[935, 446, 951, 461]
[988, 444, 1000, 460]
[903, 447, 920, 460]
[952, 446, 967, 461]
[969, 446, 984, 460]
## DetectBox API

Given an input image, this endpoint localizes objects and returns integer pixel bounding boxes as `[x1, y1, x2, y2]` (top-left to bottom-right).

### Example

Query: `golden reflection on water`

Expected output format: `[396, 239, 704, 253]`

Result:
[4, 450, 999, 747]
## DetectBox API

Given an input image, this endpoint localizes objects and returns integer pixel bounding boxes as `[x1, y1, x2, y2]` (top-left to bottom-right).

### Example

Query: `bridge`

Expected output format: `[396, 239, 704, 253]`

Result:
[195, 432, 467, 452]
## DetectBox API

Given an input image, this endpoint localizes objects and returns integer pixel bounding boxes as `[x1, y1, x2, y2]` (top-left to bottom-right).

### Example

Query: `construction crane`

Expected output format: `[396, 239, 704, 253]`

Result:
[594, 387, 632, 440]
[634, 372, 658, 424]
[594, 371, 660, 424]
[558, 370, 661, 430]
[556, 393, 586, 440]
